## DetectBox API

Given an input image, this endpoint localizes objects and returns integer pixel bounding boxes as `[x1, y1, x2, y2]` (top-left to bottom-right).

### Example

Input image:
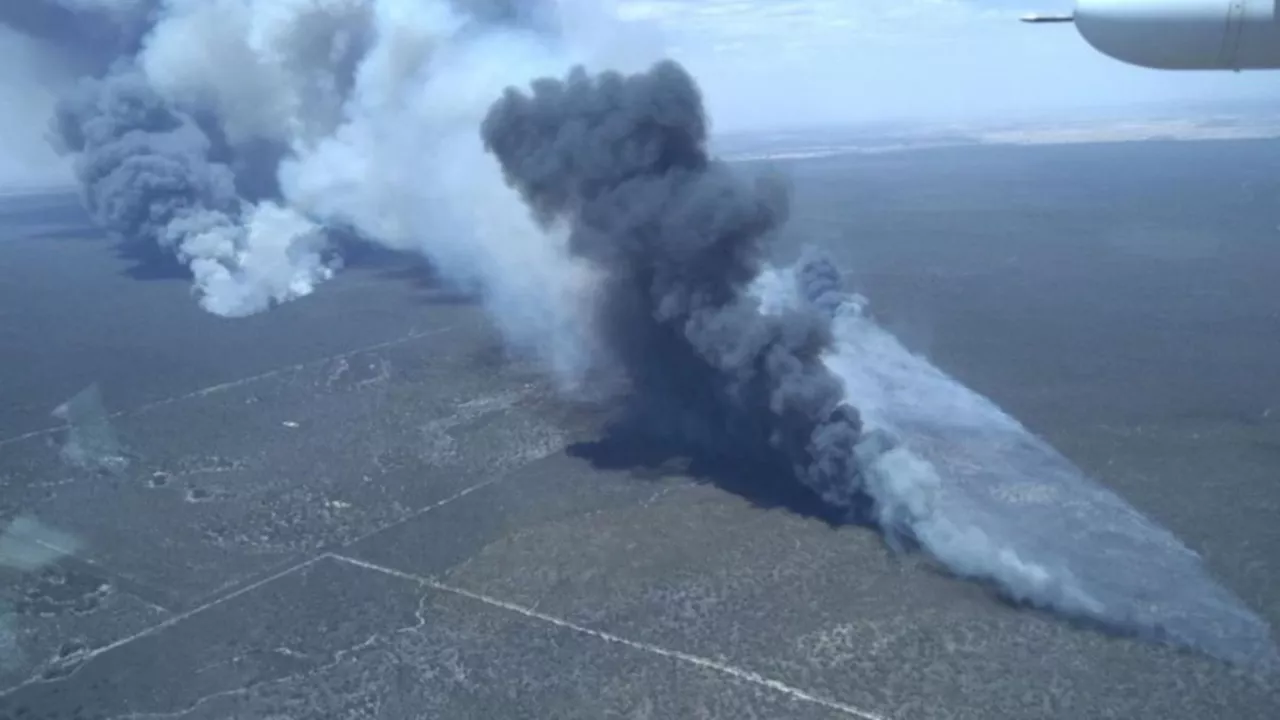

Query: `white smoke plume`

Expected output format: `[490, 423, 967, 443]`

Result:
[10, 0, 655, 357]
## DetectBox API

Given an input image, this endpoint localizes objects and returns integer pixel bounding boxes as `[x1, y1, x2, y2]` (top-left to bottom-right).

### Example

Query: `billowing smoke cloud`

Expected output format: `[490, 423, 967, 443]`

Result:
[481, 60, 1276, 668]
[270, 0, 653, 379]
[5, 0, 367, 314]
[50, 70, 333, 316]
[4, 0, 645, 330]
[480, 60, 865, 513]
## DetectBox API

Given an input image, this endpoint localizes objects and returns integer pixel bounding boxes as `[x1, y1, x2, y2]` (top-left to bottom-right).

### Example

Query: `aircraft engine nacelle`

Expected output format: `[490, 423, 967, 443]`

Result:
[1074, 0, 1280, 70]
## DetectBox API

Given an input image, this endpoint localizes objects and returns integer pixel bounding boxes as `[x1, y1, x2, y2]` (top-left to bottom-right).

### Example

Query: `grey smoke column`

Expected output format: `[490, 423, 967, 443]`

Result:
[2, 0, 584, 316]
[481, 60, 866, 509]
[50, 70, 334, 317]
[51, 72, 239, 254]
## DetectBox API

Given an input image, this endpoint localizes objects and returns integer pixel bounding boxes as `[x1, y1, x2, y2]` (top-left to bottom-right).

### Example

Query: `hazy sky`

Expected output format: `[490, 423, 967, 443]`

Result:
[0, 0, 1276, 188]
[635, 0, 1278, 130]
[0, 27, 78, 190]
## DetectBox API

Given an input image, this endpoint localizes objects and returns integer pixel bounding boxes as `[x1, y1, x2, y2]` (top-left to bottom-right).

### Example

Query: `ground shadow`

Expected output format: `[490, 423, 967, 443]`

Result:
[0, 192, 100, 245]
[13, 204, 484, 306]
[115, 237, 189, 281]
[331, 232, 405, 270]
[333, 232, 479, 306]
[0, 192, 86, 228]
[108, 226, 483, 303]
[566, 406, 876, 531]
[375, 263, 478, 306]
[0, 192, 185, 280]
[0, 197, 192, 281]
[569, 410, 1279, 669]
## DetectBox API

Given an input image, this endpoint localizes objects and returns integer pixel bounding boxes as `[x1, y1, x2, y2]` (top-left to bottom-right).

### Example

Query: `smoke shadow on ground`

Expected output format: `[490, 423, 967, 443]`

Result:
[0, 192, 192, 282]
[0, 195, 87, 228]
[575, 408, 1274, 667]
[330, 232, 404, 270]
[114, 237, 189, 281]
[0, 191, 188, 280]
[0, 193, 98, 246]
[332, 232, 479, 306]
[567, 413, 878, 532]
[107, 226, 480, 305]
[374, 263, 479, 306]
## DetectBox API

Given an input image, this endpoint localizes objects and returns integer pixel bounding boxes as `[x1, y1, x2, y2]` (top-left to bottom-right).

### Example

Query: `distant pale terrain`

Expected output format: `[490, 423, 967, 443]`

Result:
[6, 112, 1280, 194]
[715, 113, 1280, 162]
[0, 184, 75, 198]
[975, 116, 1280, 146]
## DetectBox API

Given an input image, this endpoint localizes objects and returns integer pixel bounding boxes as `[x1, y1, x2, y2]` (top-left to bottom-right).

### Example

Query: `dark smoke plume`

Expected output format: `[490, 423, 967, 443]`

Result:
[50, 69, 332, 316]
[481, 60, 867, 512]
[482, 59, 1280, 669]
[52, 72, 238, 247]
[2, 0, 597, 315]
